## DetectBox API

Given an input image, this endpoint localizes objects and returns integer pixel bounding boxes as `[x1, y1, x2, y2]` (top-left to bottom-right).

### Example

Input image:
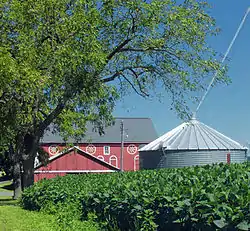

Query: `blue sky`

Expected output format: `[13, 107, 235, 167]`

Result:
[113, 0, 250, 146]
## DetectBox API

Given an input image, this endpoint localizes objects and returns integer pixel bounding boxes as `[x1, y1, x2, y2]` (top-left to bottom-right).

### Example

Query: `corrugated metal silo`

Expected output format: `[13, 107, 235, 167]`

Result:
[139, 117, 248, 169]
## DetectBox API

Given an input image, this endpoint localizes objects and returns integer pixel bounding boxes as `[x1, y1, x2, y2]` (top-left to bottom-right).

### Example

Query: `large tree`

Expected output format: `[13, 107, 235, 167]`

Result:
[0, 0, 228, 195]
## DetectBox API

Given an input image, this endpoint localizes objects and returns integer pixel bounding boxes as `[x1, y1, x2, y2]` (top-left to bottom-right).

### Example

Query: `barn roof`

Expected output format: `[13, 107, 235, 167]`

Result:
[41, 117, 158, 144]
[139, 117, 247, 151]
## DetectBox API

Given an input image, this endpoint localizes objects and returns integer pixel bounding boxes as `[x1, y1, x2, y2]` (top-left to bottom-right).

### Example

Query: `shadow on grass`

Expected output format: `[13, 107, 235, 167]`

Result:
[1, 183, 14, 191]
[0, 175, 12, 182]
[0, 198, 19, 206]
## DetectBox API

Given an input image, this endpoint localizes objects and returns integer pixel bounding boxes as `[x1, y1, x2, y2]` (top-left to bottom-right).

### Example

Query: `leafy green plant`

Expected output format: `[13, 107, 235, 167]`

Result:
[22, 163, 250, 230]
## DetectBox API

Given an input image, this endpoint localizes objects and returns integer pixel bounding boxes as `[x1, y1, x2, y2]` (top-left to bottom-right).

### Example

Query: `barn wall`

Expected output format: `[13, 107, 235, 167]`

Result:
[37, 150, 114, 171]
[35, 142, 151, 182]
[41, 143, 141, 171]
[139, 151, 162, 169]
[164, 150, 247, 168]
[34, 150, 118, 182]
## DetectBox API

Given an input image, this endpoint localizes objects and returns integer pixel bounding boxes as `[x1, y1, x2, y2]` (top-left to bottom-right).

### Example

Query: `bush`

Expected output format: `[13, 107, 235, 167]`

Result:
[22, 163, 250, 230]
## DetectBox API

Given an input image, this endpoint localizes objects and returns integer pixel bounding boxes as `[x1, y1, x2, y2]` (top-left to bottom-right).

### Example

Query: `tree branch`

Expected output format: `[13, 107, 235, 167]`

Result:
[38, 109, 48, 118]
[101, 65, 156, 83]
[106, 7, 139, 62]
[106, 38, 132, 61]
[128, 68, 149, 97]
[127, 10, 136, 38]
[102, 72, 121, 83]
[121, 73, 148, 98]
[37, 102, 65, 137]
[36, 85, 75, 138]
[118, 47, 182, 60]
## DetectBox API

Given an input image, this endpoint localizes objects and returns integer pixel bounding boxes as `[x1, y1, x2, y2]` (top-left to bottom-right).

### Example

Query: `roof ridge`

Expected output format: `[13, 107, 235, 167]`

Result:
[114, 117, 151, 120]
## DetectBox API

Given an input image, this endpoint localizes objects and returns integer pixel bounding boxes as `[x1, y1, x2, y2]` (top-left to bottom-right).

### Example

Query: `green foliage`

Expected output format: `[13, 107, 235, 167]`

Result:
[0, 150, 13, 177]
[0, 205, 98, 231]
[0, 0, 228, 144]
[22, 163, 250, 230]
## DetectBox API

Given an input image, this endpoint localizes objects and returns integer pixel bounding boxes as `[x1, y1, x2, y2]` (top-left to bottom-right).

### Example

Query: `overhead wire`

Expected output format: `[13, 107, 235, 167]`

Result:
[193, 7, 250, 118]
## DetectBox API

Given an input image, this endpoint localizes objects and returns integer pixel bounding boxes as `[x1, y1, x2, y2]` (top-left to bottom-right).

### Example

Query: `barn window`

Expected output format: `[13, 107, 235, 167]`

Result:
[104, 146, 110, 155]
[97, 155, 104, 161]
[134, 155, 139, 171]
[109, 155, 118, 167]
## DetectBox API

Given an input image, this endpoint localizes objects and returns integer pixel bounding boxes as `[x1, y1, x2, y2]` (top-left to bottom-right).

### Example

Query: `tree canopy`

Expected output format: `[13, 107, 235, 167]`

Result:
[0, 0, 228, 190]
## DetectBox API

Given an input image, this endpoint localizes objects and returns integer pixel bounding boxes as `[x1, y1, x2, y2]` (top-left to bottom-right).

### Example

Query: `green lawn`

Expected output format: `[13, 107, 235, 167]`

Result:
[0, 199, 18, 206]
[0, 206, 98, 231]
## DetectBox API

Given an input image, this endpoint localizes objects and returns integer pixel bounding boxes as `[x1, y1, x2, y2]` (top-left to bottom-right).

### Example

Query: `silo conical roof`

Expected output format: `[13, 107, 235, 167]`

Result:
[140, 117, 247, 151]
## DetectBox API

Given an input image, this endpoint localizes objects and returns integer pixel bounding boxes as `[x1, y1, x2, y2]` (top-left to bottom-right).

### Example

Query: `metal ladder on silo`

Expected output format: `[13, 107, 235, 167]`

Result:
[157, 155, 165, 168]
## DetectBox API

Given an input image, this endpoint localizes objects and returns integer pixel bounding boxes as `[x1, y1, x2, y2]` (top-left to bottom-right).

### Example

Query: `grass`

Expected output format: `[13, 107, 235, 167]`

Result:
[0, 206, 99, 231]
[0, 199, 18, 206]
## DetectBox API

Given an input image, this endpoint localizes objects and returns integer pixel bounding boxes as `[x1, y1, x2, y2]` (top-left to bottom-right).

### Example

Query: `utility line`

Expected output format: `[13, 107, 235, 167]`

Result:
[193, 7, 250, 118]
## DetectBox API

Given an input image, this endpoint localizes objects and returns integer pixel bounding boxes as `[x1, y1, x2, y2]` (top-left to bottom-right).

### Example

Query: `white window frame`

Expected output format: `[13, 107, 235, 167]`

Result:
[109, 155, 118, 167]
[103, 146, 110, 155]
[97, 155, 104, 161]
[134, 155, 139, 171]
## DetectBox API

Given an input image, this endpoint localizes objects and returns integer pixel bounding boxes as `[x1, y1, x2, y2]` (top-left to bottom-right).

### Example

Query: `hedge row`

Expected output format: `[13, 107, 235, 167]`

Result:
[22, 163, 250, 230]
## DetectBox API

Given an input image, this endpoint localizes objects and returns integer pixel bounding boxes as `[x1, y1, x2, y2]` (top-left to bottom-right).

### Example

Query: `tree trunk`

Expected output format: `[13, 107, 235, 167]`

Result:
[12, 160, 22, 199]
[9, 144, 22, 199]
[21, 133, 40, 188]
[22, 155, 35, 188]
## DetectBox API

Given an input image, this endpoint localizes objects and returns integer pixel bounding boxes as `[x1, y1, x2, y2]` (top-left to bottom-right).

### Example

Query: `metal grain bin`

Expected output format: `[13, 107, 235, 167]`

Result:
[139, 117, 247, 169]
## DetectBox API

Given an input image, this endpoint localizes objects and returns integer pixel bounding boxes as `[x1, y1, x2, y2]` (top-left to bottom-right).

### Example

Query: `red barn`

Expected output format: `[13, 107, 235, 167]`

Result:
[34, 117, 157, 181]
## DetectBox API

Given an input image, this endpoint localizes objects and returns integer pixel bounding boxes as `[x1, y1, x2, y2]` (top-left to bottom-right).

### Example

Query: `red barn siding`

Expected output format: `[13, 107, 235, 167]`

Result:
[35, 148, 119, 181]
[42, 143, 142, 170]
[36, 142, 146, 182]
[37, 150, 115, 171]
[79, 143, 141, 171]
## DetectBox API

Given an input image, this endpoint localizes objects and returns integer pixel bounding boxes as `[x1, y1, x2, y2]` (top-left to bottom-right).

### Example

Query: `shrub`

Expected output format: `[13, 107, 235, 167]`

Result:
[22, 163, 250, 230]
